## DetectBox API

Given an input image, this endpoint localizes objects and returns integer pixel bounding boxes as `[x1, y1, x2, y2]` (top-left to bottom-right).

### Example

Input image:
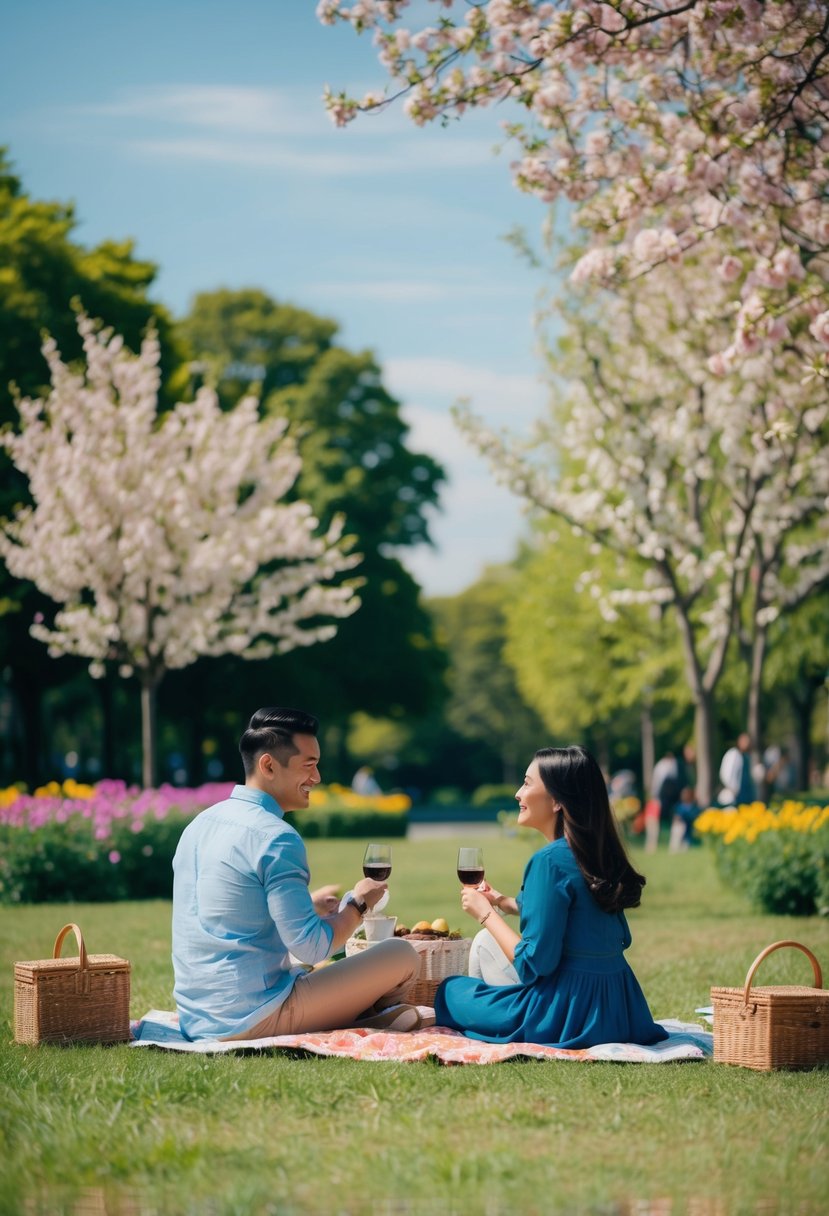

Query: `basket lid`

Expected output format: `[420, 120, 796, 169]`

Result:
[712, 983, 829, 1004]
[14, 954, 130, 980]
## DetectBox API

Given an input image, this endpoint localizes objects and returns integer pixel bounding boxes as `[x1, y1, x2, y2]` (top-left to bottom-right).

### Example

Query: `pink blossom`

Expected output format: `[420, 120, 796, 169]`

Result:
[809, 312, 829, 348]
[108, 851, 121, 864]
[318, 0, 829, 371]
[718, 256, 742, 283]
[707, 351, 731, 377]
[632, 230, 664, 264]
[570, 247, 615, 284]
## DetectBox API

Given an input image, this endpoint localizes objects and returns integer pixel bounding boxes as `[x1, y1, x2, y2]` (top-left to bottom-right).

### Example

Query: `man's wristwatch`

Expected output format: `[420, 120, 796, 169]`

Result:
[346, 895, 368, 917]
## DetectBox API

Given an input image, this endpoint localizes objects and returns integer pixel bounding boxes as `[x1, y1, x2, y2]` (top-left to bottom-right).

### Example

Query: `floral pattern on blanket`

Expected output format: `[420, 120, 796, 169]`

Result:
[130, 1010, 712, 1064]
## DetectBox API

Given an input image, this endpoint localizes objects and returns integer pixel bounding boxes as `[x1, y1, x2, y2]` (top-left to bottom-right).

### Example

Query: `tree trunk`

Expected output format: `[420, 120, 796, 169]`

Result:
[747, 625, 767, 794]
[694, 691, 716, 808]
[98, 667, 116, 778]
[11, 668, 43, 787]
[791, 690, 816, 790]
[671, 600, 718, 807]
[640, 700, 655, 801]
[140, 675, 161, 789]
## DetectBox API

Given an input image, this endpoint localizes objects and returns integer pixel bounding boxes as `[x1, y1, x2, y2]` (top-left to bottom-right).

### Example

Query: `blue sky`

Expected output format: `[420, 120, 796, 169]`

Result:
[4, 0, 553, 595]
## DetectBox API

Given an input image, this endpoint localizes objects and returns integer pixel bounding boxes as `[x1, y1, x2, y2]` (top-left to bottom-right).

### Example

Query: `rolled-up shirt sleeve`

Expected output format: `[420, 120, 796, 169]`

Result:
[261, 834, 334, 965]
[512, 851, 574, 984]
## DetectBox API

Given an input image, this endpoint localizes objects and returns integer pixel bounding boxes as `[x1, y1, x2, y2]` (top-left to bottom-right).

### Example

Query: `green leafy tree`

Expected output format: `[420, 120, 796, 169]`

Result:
[505, 529, 691, 783]
[0, 149, 185, 784]
[173, 290, 447, 780]
[430, 564, 547, 786]
[763, 592, 829, 788]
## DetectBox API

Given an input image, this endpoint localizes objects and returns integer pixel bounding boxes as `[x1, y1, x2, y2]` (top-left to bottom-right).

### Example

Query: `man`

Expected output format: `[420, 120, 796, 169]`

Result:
[172, 707, 420, 1040]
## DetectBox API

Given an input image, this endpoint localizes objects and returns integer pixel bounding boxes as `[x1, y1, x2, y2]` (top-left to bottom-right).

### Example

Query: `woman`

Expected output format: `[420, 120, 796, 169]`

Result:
[434, 746, 667, 1047]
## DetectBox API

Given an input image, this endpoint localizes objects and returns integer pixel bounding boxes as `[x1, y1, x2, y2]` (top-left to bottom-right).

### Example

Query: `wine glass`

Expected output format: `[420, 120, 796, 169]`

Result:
[457, 847, 485, 887]
[362, 843, 392, 882]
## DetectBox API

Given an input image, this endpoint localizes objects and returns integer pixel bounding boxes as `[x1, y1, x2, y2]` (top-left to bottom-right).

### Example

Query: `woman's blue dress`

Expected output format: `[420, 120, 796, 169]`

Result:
[434, 838, 668, 1047]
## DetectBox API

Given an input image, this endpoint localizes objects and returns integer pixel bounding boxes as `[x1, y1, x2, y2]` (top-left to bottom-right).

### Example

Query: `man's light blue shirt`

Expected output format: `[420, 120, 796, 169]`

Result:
[172, 784, 334, 1039]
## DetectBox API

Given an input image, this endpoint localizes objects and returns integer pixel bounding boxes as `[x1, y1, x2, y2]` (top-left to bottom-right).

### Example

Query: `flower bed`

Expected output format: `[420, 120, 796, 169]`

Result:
[0, 780, 410, 903]
[694, 801, 829, 917]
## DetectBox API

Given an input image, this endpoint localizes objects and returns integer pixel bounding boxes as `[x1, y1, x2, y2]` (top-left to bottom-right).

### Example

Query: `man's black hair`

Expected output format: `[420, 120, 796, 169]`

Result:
[239, 707, 319, 777]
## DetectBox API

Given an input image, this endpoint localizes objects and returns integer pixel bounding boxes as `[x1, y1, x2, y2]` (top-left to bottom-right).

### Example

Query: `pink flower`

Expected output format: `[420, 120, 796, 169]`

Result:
[773, 247, 805, 282]
[632, 229, 664, 264]
[717, 255, 742, 283]
[570, 247, 615, 283]
[108, 850, 121, 864]
[809, 311, 829, 347]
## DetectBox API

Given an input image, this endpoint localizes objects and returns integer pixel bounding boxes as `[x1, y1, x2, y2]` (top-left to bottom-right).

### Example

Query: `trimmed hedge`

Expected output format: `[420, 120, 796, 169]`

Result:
[695, 800, 829, 917]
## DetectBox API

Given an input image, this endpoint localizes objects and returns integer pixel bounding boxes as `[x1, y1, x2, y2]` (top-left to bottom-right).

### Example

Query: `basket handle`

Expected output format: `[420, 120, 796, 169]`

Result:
[53, 923, 88, 970]
[743, 940, 823, 1004]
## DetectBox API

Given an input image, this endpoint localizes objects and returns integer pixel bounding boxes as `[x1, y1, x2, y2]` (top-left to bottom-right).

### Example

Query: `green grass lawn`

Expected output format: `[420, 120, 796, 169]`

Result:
[1, 836, 828, 1216]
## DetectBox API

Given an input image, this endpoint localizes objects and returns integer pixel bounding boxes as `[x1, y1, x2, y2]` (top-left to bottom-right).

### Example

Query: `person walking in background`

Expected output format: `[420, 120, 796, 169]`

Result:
[433, 745, 667, 1048]
[172, 707, 422, 1041]
[668, 786, 701, 852]
[718, 732, 756, 807]
[678, 742, 697, 793]
[763, 744, 797, 798]
[352, 765, 382, 796]
[645, 750, 681, 852]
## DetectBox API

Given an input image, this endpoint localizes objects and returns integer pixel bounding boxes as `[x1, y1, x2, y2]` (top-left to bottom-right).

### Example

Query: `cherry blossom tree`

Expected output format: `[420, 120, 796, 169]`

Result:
[455, 246, 829, 803]
[319, 1, 829, 371]
[0, 317, 360, 787]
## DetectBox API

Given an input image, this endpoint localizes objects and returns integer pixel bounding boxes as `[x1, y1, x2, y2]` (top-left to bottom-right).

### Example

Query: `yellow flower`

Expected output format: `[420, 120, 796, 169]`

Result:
[695, 800, 827, 845]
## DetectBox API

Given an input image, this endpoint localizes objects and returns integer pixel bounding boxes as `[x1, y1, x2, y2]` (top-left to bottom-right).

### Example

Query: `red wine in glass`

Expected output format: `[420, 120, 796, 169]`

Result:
[457, 847, 484, 887]
[363, 862, 392, 881]
[363, 843, 391, 881]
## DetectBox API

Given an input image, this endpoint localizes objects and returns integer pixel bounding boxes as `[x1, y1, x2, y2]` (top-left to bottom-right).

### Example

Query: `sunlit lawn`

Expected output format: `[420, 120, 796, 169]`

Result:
[1, 835, 828, 1216]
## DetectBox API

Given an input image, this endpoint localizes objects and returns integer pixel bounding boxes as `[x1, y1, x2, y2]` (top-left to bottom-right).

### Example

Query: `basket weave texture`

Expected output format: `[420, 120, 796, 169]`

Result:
[14, 923, 131, 1046]
[346, 935, 471, 1006]
[711, 940, 828, 1071]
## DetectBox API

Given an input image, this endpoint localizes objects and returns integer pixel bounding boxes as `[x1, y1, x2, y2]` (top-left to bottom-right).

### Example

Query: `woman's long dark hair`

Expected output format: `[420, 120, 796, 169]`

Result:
[536, 745, 646, 913]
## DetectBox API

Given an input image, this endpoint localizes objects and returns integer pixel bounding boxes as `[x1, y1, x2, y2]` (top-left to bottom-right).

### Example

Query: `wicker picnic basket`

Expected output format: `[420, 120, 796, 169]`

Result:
[14, 923, 131, 1046]
[346, 935, 472, 1006]
[710, 940, 829, 1071]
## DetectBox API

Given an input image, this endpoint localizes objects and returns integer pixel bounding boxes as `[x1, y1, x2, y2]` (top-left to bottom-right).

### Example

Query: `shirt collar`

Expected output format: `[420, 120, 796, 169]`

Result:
[230, 784, 285, 819]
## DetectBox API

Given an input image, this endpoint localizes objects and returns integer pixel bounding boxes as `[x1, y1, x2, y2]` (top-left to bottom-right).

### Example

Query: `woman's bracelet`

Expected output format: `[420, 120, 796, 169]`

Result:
[479, 909, 493, 926]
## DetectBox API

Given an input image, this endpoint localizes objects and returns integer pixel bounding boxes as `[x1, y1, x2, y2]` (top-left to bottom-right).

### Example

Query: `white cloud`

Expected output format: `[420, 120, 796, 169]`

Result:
[383, 359, 548, 595]
[310, 278, 529, 304]
[385, 356, 549, 430]
[66, 83, 499, 175]
[129, 133, 494, 175]
[76, 84, 322, 136]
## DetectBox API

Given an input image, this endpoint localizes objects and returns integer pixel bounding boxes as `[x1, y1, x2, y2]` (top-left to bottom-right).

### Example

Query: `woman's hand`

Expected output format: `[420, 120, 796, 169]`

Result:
[478, 880, 505, 908]
[460, 885, 492, 922]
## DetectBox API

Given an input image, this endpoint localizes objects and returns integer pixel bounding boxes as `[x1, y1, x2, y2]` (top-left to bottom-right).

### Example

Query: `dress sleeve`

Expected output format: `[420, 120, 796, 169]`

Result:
[512, 849, 574, 984]
[261, 832, 334, 964]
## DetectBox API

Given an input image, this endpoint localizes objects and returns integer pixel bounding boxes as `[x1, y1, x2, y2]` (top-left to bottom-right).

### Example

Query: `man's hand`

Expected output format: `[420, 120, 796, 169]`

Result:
[353, 877, 388, 911]
[311, 884, 341, 916]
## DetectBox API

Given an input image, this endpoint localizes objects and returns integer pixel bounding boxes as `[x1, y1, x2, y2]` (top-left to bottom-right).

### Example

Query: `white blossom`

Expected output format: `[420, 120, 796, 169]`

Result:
[0, 317, 361, 780]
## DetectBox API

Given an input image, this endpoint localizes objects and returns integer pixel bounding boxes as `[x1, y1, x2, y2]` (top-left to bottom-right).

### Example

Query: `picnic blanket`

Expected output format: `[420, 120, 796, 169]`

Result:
[130, 1010, 713, 1064]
